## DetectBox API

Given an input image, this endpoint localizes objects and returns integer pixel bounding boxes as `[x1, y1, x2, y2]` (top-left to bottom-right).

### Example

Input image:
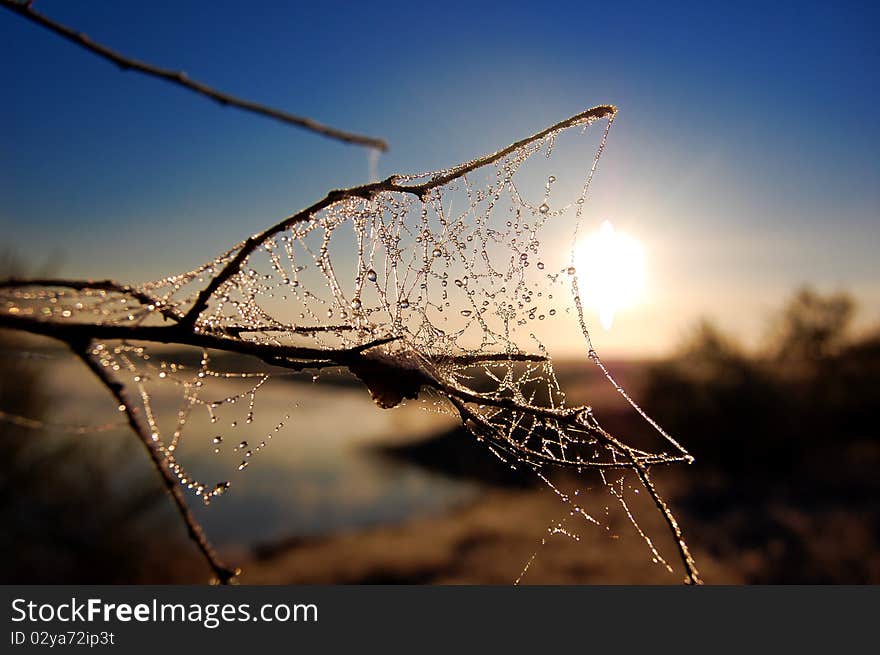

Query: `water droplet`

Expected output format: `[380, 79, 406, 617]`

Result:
[212, 436, 223, 445]
[366, 269, 377, 282]
[460, 310, 472, 317]
[238, 461, 248, 471]
[350, 297, 362, 310]
[567, 266, 576, 275]
[538, 203, 549, 214]
[432, 248, 443, 257]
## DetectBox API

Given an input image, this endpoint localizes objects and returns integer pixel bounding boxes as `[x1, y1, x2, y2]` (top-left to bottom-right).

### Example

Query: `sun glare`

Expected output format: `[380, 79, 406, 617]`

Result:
[575, 220, 646, 330]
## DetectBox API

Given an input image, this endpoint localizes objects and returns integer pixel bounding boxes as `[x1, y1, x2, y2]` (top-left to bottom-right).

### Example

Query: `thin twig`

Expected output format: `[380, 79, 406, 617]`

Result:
[220, 324, 354, 336]
[623, 452, 702, 584]
[435, 352, 549, 365]
[72, 343, 238, 584]
[0, 312, 397, 371]
[446, 396, 684, 470]
[180, 105, 617, 326]
[0, 0, 388, 151]
[447, 389, 701, 583]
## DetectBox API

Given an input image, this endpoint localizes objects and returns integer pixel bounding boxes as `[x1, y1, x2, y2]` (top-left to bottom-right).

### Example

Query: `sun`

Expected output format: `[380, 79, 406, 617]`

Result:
[575, 220, 646, 330]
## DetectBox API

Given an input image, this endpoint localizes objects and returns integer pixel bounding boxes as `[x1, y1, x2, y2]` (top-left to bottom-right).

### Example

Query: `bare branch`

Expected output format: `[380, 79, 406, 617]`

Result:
[401, 104, 616, 194]
[434, 352, 549, 365]
[622, 452, 702, 585]
[445, 396, 685, 470]
[0, 311, 397, 371]
[71, 343, 238, 584]
[443, 383, 702, 584]
[220, 324, 354, 337]
[0, 0, 388, 151]
[180, 104, 617, 327]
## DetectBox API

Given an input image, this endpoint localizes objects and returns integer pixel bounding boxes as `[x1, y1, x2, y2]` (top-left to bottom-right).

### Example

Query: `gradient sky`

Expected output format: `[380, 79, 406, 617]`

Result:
[1, 0, 877, 355]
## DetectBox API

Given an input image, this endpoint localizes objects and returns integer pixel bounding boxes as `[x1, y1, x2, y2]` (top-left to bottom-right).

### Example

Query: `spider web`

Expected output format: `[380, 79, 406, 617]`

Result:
[1, 106, 699, 581]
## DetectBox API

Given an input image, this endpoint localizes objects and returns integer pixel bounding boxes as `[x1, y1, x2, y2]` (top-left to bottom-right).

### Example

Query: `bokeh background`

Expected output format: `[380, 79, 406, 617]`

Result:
[1, 0, 878, 583]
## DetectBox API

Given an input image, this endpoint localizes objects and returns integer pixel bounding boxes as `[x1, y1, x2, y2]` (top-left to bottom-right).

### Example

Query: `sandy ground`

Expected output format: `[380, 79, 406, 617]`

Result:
[239, 472, 743, 585]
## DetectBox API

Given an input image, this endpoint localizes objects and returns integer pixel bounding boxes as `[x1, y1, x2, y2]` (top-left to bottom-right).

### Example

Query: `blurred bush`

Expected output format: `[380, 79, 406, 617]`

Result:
[642, 287, 877, 475]
[641, 287, 880, 582]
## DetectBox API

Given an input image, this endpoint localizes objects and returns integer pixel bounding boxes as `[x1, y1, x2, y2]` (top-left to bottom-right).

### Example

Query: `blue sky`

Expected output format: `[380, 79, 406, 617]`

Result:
[1, 0, 878, 354]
